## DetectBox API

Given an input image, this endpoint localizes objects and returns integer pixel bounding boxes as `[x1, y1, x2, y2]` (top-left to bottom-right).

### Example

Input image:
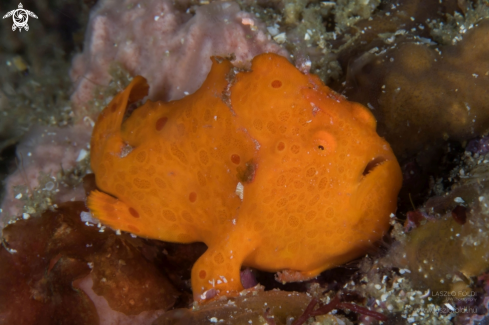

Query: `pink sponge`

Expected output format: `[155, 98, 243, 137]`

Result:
[70, 0, 288, 113]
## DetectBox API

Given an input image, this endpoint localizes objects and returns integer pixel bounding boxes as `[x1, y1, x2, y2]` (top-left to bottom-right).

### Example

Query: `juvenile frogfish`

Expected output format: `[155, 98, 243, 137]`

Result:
[88, 53, 403, 302]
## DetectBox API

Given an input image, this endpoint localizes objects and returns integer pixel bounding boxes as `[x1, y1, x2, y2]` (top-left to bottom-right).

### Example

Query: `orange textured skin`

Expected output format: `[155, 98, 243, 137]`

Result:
[87, 53, 403, 303]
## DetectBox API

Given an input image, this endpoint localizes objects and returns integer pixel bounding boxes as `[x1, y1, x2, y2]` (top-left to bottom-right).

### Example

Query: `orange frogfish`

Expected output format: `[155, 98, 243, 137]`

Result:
[88, 53, 402, 302]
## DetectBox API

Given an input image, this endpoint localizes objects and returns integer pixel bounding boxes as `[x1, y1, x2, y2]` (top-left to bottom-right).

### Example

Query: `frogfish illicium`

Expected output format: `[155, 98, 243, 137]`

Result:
[87, 53, 403, 302]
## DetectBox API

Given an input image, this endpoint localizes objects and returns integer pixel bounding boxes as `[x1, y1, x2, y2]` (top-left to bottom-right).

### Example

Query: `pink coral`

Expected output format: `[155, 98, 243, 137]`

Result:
[70, 0, 288, 112]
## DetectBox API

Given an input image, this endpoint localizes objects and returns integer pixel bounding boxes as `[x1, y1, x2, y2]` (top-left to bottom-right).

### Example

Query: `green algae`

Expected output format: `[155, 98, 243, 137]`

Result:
[236, 0, 383, 84]
[81, 62, 134, 118]
[429, 0, 489, 45]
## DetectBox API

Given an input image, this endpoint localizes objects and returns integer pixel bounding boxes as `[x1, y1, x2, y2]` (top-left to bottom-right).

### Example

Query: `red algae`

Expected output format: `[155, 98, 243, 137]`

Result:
[0, 201, 179, 324]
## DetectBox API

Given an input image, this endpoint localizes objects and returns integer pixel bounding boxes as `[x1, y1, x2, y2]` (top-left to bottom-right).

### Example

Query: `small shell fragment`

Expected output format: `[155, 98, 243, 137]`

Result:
[76, 149, 89, 162]
[236, 182, 244, 200]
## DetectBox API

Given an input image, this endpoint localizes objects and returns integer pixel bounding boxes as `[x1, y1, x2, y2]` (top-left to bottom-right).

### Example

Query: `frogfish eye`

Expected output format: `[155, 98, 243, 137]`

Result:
[314, 131, 336, 155]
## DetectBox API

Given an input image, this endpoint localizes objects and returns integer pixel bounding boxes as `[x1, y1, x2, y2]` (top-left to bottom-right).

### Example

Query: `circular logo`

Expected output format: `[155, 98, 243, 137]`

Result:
[13, 9, 28, 28]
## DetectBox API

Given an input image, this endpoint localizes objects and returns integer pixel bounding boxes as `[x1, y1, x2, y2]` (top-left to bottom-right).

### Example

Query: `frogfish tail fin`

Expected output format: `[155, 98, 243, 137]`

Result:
[87, 190, 142, 236]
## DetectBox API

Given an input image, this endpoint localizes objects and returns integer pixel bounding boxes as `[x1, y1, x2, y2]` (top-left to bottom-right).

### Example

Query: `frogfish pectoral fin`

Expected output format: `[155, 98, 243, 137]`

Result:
[191, 233, 256, 303]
